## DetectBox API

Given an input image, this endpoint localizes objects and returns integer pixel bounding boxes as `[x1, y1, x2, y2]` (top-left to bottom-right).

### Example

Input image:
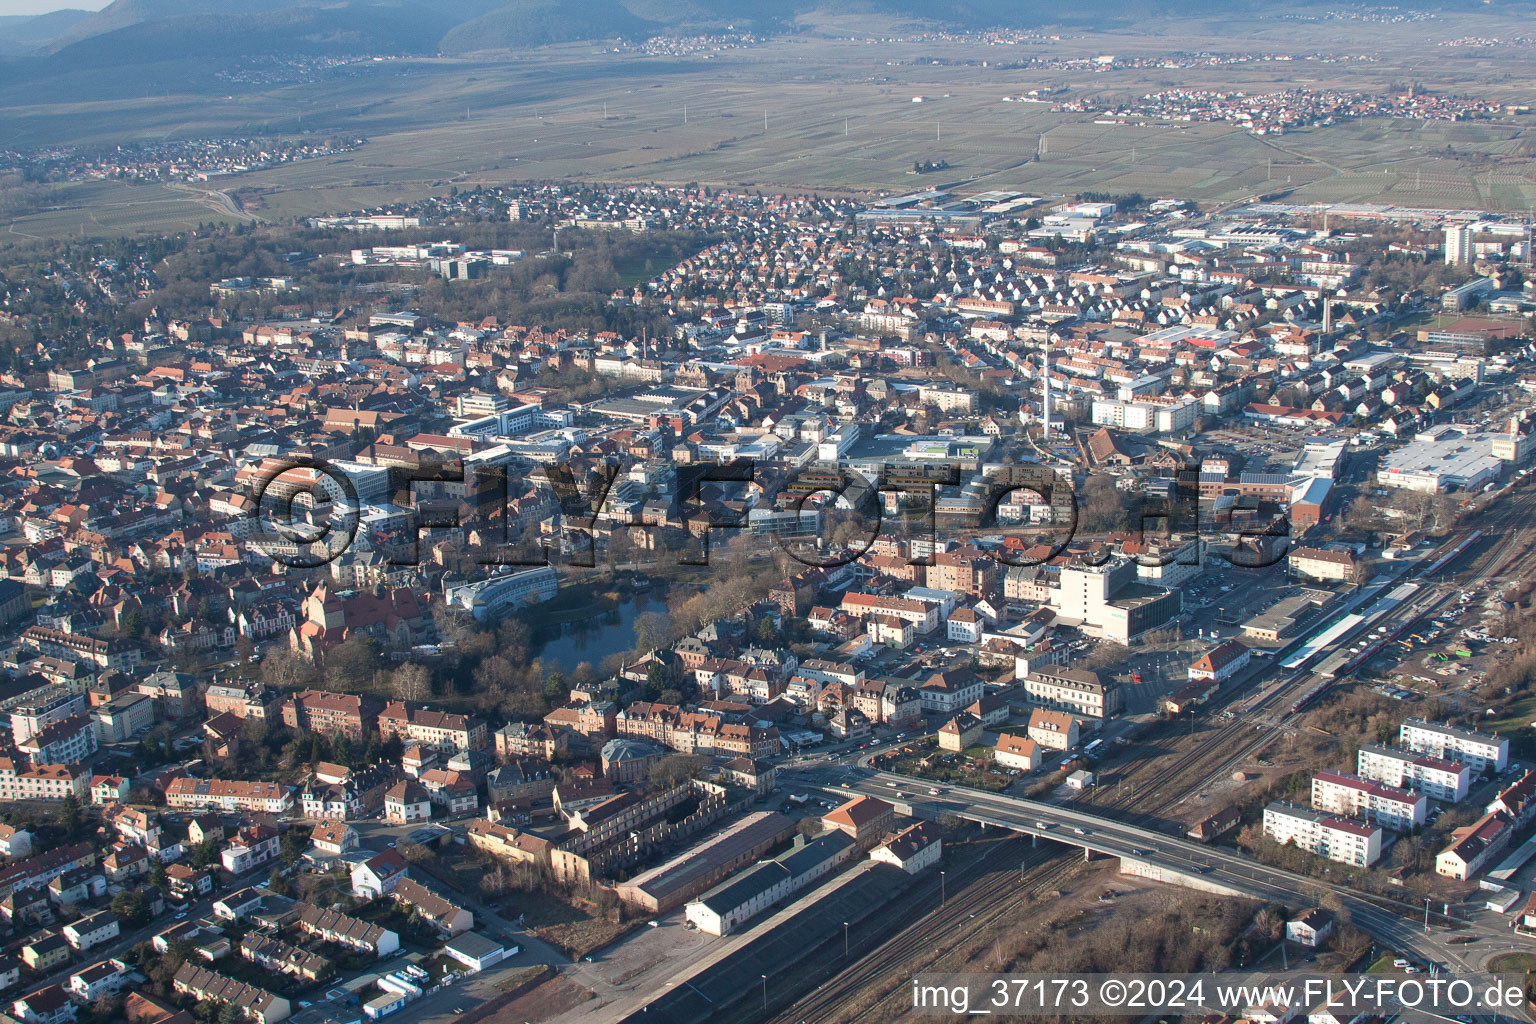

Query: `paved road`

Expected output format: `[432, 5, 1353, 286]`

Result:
[785, 766, 1523, 980]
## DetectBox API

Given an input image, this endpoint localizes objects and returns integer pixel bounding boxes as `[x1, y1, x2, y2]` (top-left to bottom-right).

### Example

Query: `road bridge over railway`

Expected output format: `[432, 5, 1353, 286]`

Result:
[784, 766, 1519, 979]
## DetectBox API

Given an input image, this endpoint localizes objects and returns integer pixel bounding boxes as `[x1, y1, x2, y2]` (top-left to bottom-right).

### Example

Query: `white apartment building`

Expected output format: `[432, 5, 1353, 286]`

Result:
[1400, 719, 1508, 773]
[1444, 225, 1472, 266]
[1262, 801, 1382, 867]
[62, 910, 120, 952]
[0, 758, 88, 801]
[7, 685, 85, 745]
[1358, 744, 1471, 803]
[1310, 770, 1426, 831]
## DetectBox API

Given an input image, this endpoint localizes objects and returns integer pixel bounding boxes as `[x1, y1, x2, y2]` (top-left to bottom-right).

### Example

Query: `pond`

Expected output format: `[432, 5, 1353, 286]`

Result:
[531, 587, 663, 673]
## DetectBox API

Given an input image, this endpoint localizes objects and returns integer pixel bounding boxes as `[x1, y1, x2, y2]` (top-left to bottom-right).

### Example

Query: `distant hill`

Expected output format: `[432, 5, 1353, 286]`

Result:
[3, 0, 1531, 69]
[0, 8, 92, 54]
[43, 1, 510, 65]
[41, 0, 300, 53]
[437, 0, 658, 53]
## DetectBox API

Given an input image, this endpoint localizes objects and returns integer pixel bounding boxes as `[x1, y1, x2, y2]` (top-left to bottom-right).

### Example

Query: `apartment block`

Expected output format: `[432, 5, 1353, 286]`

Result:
[280, 690, 381, 740]
[1310, 770, 1426, 831]
[1357, 744, 1471, 803]
[1262, 801, 1382, 867]
[377, 702, 487, 753]
[1399, 719, 1508, 773]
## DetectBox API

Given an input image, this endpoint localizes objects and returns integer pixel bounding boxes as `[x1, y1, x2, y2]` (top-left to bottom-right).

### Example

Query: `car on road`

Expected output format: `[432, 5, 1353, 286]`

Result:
[1073, 827, 1088, 835]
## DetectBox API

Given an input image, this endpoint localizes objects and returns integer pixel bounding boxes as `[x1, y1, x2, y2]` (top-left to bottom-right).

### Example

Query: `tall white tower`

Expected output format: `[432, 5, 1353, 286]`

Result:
[1041, 340, 1052, 440]
[1444, 225, 1472, 266]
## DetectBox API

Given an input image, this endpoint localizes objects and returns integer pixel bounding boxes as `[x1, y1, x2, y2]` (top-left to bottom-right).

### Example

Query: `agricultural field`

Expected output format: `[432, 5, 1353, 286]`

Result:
[4, 9, 1536, 238]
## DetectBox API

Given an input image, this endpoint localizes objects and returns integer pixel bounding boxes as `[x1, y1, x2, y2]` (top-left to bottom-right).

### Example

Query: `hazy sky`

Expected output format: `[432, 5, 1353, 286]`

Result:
[0, 0, 108, 16]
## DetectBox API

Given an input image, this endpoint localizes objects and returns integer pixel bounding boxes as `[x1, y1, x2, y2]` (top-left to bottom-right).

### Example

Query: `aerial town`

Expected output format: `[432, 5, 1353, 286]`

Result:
[0, 147, 1534, 1024]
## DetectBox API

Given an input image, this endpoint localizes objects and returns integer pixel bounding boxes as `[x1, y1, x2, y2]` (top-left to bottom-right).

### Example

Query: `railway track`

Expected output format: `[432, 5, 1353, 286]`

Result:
[757, 839, 1080, 1024]
[1094, 508, 1536, 818]
[766, 497, 1536, 1023]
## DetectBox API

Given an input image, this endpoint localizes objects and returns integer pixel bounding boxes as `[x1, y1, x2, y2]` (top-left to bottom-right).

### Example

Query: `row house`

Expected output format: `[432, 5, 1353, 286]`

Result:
[391, 878, 473, 938]
[298, 764, 392, 820]
[231, 601, 296, 641]
[0, 843, 96, 899]
[19, 627, 142, 672]
[1486, 769, 1536, 828]
[615, 703, 780, 758]
[839, 592, 941, 635]
[293, 903, 399, 959]
[239, 934, 332, 983]
[165, 777, 294, 814]
[171, 964, 289, 1024]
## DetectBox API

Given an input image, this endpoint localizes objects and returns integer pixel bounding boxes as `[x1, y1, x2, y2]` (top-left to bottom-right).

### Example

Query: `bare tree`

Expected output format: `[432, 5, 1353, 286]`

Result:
[391, 663, 433, 702]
